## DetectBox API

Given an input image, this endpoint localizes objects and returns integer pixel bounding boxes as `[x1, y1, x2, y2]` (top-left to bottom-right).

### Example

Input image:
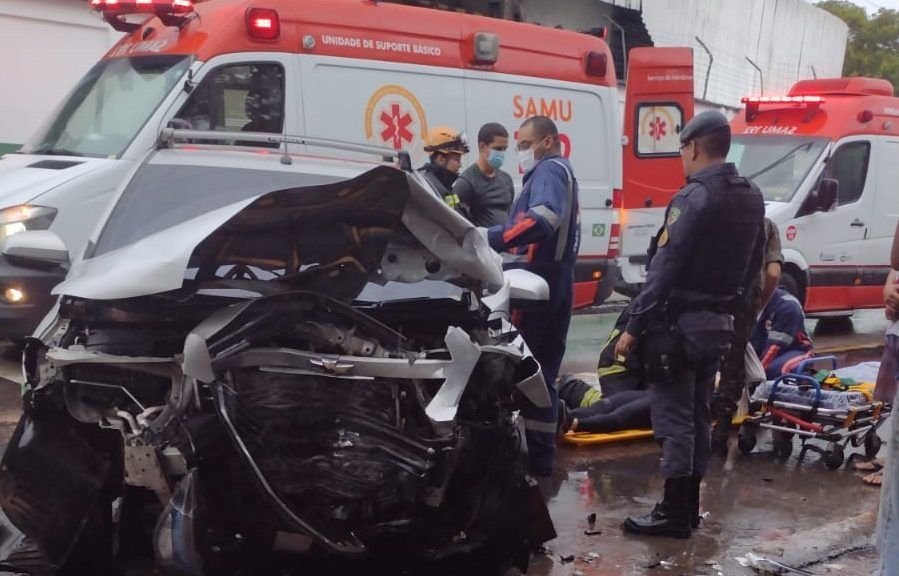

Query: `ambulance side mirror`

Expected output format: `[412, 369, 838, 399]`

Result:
[815, 178, 838, 212]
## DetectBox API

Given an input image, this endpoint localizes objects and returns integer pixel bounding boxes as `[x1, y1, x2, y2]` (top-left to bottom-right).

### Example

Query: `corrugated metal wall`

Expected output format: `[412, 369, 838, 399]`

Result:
[519, 0, 849, 110]
[643, 0, 848, 108]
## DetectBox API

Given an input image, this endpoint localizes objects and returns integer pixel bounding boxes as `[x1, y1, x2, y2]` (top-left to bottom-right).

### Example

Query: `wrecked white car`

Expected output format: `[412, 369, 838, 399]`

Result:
[0, 132, 555, 575]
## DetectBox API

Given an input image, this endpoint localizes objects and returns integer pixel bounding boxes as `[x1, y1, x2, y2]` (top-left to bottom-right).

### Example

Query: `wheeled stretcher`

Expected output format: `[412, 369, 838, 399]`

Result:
[737, 356, 888, 469]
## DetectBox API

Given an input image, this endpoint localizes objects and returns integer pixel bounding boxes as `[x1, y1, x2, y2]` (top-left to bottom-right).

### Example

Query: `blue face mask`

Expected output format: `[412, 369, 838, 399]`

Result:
[487, 149, 505, 169]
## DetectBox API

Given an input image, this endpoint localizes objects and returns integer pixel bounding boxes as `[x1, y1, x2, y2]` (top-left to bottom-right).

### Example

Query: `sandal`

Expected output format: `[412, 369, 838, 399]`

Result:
[852, 458, 885, 472]
[862, 470, 883, 487]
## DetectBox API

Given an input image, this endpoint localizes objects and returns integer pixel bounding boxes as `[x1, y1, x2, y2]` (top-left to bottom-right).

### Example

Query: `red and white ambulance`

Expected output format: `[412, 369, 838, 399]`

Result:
[730, 77, 899, 315]
[0, 0, 694, 336]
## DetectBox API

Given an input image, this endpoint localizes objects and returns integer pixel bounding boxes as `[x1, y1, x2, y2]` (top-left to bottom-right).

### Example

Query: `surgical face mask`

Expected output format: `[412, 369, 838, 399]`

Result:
[518, 148, 536, 173]
[487, 149, 505, 169]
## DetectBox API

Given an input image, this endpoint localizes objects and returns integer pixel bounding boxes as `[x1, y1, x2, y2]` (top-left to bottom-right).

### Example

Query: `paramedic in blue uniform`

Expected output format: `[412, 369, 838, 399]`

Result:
[615, 111, 765, 538]
[487, 115, 579, 479]
[751, 287, 814, 379]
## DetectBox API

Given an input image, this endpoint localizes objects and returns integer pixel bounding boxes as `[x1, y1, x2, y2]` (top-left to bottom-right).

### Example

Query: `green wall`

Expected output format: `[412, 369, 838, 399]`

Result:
[0, 143, 20, 155]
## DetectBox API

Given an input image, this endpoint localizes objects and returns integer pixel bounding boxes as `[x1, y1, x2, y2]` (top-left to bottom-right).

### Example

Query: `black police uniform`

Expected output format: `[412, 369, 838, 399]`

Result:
[622, 111, 765, 538]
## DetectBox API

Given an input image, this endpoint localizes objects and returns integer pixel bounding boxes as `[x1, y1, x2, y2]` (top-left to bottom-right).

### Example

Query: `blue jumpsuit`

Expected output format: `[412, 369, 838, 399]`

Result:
[751, 288, 814, 379]
[487, 155, 579, 477]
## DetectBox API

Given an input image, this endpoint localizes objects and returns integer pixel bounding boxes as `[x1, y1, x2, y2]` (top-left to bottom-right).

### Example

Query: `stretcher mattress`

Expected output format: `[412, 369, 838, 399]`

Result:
[751, 381, 871, 410]
[561, 415, 748, 446]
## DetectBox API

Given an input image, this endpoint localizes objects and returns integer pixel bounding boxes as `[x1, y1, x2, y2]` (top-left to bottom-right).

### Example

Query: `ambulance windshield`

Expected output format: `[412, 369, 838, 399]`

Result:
[728, 136, 828, 203]
[22, 55, 190, 159]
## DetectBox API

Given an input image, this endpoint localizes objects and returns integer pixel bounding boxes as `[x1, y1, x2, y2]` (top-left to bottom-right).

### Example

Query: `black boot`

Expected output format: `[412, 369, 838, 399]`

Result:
[688, 476, 702, 529]
[623, 478, 692, 539]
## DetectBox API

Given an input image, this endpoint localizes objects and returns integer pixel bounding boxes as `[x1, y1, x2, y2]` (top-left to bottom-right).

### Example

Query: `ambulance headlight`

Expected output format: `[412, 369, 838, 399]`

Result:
[0, 205, 57, 243]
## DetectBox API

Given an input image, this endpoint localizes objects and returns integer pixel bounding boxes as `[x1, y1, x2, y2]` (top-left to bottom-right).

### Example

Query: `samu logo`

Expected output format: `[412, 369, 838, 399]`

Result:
[364, 86, 428, 151]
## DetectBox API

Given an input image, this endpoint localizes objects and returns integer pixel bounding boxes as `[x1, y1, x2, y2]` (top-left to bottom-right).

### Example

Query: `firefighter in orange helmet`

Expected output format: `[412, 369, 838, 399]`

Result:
[419, 126, 469, 209]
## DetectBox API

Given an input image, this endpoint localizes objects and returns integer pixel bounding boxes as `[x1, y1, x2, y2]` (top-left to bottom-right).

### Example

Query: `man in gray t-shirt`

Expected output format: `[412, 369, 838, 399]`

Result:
[453, 122, 515, 228]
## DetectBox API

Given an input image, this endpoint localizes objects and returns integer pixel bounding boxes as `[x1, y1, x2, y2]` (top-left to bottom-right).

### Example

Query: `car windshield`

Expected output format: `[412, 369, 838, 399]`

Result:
[21, 55, 191, 159]
[93, 163, 342, 256]
[728, 136, 829, 202]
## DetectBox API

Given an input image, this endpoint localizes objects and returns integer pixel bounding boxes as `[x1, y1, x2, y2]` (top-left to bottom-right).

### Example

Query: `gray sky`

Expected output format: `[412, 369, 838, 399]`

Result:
[841, 0, 899, 12]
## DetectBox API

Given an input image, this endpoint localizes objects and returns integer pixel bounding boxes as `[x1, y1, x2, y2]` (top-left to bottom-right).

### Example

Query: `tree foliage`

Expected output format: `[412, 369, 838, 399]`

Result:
[817, 1, 899, 90]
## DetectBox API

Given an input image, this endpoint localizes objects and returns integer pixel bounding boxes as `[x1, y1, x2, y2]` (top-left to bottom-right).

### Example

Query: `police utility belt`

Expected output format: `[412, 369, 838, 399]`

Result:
[644, 301, 735, 368]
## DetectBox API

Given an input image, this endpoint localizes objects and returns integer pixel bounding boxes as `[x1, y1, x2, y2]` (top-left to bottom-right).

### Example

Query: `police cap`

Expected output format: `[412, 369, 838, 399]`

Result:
[679, 110, 730, 144]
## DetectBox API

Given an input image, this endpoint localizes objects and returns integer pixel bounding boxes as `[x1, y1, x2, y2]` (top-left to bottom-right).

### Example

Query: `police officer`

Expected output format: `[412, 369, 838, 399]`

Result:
[419, 126, 469, 209]
[615, 111, 765, 538]
[487, 115, 579, 479]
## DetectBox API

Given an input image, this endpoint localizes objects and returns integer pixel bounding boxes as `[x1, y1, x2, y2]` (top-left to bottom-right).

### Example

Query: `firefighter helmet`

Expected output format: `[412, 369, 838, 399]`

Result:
[423, 126, 469, 154]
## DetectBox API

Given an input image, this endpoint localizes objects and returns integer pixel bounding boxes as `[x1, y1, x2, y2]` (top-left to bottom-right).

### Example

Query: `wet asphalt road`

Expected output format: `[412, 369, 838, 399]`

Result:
[533, 308, 889, 576]
[0, 309, 889, 575]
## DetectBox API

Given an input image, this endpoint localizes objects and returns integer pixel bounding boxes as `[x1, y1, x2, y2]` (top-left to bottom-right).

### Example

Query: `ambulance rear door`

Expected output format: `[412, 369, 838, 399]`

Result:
[619, 47, 694, 285]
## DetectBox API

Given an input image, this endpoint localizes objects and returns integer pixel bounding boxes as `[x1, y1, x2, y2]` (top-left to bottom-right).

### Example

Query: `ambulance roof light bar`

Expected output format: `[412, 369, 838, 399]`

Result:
[89, 0, 196, 33]
[740, 95, 826, 123]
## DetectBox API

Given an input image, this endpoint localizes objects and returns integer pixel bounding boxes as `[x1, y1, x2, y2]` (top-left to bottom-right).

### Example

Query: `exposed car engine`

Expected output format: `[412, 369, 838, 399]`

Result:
[0, 164, 554, 575]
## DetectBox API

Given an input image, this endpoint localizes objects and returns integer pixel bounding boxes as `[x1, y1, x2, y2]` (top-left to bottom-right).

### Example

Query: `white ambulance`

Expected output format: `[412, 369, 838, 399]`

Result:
[0, 0, 693, 336]
[730, 77, 899, 316]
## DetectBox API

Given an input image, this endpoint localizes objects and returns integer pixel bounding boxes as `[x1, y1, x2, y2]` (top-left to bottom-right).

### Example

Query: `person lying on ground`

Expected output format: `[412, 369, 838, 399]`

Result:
[751, 288, 814, 380]
[558, 377, 650, 434]
[557, 303, 649, 435]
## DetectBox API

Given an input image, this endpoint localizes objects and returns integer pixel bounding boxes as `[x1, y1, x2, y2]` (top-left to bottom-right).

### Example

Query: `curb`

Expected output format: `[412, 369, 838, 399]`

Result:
[750, 506, 877, 572]
[817, 342, 885, 354]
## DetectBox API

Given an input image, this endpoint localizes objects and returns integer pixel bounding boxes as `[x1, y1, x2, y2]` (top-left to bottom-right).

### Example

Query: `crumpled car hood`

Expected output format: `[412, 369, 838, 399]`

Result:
[54, 166, 503, 301]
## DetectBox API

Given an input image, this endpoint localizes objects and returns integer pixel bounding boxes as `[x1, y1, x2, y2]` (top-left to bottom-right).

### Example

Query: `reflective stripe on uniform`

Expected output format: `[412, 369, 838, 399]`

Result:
[597, 364, 627, 378]
[768, 330, 794, 345]
[581, 387, 603, 408]
[523, 418, 558, 434]
[444, 193, 461, 208]
[532, 204, 561, 231]
[549, 159, 574, 263]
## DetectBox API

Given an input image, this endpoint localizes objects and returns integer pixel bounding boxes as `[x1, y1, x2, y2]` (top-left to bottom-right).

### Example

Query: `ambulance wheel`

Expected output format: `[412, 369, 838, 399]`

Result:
[772, 431, 794, 458]
[737, 426, 757, 455]
[865, 433, 883, 459]
[824, 444, 845, 470]
[778, 270, 801, 301]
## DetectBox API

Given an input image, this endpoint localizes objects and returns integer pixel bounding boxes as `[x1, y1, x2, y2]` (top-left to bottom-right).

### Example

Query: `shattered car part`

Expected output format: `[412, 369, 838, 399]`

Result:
[123, 445, 172, 502]
[0, 159, 553, 575]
